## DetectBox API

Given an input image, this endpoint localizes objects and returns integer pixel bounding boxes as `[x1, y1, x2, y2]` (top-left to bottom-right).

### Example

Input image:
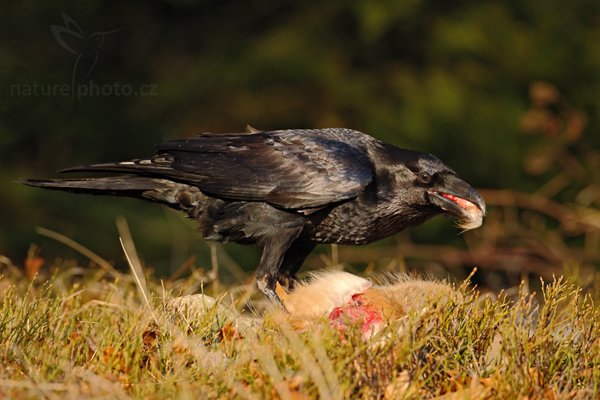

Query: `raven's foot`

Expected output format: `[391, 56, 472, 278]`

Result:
[277, 273, 298, 293]
[257, 275, 286, 310]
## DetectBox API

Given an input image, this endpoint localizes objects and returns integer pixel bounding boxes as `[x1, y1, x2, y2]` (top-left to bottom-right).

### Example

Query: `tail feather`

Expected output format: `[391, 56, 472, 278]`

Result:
[56, 157, 201, 186]
[59, 164, 139, 174]
[58, 156, 174, 175]
[21, 176, 206, 216]
[21, 176, 167, 197]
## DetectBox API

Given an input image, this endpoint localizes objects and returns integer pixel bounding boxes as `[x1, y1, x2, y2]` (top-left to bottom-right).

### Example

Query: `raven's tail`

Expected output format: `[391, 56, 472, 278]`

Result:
[21, 176, 206, 216]
[20, 176, 168, 198]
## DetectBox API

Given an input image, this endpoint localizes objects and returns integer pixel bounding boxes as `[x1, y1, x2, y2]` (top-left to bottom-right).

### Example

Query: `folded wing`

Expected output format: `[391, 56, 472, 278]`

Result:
[63, 130, 375, 210]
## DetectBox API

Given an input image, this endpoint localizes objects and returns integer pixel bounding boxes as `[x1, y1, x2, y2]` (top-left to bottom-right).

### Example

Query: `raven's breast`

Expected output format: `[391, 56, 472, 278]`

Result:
[309, 197, 435, 245]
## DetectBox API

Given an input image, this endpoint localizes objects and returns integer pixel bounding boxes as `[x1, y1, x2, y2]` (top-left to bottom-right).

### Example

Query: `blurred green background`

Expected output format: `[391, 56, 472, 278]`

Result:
[1, 1, 598, 285]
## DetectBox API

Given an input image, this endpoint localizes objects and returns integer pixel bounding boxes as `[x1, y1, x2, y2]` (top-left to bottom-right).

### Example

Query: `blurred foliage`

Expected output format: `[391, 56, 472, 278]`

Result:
[1, 1, 598, 282]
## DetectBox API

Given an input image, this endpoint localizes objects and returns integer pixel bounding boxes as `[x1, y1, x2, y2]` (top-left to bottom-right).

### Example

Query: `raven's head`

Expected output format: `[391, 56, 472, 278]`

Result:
[389, 149, 486, 231]
[426, 172, 486, 231]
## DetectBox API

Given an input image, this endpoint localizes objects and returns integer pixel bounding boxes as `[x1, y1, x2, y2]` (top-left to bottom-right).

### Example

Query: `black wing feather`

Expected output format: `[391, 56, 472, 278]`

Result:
[157, 130, 374, 209]
[63, 129, 375, 210]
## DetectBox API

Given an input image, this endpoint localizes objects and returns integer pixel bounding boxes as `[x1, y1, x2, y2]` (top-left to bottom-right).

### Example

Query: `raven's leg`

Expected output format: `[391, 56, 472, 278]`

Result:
[255, 228, 303, 307]
[277, 240, 316, 292]
[256, 274, 283, 307]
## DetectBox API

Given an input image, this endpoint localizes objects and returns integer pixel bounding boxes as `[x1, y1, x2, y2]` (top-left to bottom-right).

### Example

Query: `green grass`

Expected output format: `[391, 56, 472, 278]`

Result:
[1, 260, 599, 399]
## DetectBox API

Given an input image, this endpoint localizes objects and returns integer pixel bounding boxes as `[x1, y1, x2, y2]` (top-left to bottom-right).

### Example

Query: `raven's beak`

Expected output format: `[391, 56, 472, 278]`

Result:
[428, 175, 486, 231]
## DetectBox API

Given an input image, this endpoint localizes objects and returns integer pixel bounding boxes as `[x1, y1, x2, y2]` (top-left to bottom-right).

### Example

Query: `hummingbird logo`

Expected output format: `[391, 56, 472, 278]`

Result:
[51, 13, 122, 99]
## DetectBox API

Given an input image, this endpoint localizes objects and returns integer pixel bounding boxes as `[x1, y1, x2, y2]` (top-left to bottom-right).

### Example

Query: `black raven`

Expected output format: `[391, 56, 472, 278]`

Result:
[24, 128, 485, 305]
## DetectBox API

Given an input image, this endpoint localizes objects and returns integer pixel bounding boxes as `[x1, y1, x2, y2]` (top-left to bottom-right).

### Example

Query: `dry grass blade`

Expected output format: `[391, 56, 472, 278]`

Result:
[277, 317, 337, 400]
[115, 216, 157, 323]
[210, 242, 220, 295]
[256, 348, 293, 400]
[35, 226, 119, 277]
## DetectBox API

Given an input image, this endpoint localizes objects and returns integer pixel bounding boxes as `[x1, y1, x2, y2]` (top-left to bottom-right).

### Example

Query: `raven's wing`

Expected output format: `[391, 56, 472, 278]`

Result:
[64, 130, 375, 210]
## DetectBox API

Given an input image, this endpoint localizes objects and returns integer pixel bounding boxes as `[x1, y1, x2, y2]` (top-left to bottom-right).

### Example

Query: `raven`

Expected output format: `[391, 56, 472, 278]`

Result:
[24, 128, 485, 305]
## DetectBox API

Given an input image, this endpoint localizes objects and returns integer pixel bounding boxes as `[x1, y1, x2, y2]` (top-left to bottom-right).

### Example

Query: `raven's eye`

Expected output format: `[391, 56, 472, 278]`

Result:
[418, 171, 432, 184]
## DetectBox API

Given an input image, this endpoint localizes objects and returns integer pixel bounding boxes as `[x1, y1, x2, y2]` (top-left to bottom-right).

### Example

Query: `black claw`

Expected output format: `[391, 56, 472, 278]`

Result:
[257, 275, 286, 310]
[277, 273, 298, 293]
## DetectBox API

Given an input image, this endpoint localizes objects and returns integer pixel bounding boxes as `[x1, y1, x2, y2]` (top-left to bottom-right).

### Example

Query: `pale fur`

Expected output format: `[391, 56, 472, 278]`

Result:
[369, 279, 459, 315]
[167, 271, 461, 338]
[283, 271, 372, 318]
[282, 270, 460, 331]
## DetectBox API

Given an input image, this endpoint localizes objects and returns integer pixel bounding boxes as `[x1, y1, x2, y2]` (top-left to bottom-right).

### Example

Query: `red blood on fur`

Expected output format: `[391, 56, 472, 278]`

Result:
[329, 293, 384, 337]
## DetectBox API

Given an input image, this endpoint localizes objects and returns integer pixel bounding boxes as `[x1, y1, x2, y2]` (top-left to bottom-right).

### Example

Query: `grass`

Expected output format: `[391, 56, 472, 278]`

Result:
[1, 253, 599, 400]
